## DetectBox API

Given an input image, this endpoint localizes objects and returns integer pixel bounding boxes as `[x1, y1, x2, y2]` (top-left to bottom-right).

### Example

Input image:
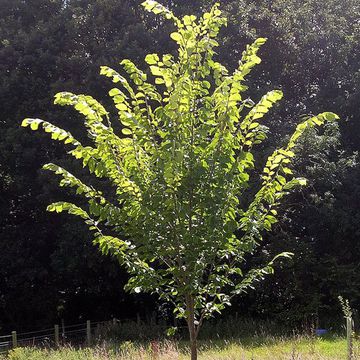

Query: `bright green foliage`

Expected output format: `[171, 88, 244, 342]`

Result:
[22, 0, 338, 339]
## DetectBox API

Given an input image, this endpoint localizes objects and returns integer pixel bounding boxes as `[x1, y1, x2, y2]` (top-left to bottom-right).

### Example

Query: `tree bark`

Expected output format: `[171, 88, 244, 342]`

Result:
[186, 295, 198, 360]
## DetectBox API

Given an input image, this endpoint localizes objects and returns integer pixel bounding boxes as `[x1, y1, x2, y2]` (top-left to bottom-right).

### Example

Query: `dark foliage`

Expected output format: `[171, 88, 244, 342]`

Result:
[0, 0, 359, 332]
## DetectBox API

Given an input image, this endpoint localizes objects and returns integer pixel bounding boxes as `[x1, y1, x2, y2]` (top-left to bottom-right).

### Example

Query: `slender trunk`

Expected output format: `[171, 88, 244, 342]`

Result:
[186, 295, 198, 360]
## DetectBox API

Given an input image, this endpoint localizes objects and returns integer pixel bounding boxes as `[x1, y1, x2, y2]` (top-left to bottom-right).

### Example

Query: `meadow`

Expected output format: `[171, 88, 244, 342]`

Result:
[1, 336, 356, 360]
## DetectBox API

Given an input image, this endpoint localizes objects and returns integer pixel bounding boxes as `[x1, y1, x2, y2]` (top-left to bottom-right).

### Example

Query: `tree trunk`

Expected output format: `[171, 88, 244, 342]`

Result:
[186, 295, 198, 360]
[190, 336, 197, 360]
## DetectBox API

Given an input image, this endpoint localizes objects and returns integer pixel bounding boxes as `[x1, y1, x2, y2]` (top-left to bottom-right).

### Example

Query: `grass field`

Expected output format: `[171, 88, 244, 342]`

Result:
[2, 336, 357, 359]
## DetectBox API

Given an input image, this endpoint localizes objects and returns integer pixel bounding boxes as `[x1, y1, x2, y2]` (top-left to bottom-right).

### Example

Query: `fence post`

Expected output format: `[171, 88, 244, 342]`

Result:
[54, 324, 59, 347]
[137, 313, 141, 326]
[150, 311, 156, 326]
[347, 316, 353, 360]
[11, 331, 17, 348]
[86, 320, 91, 346]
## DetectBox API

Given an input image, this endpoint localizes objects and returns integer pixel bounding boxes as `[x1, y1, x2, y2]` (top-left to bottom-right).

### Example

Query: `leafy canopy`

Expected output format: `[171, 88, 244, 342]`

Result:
[22, 0, 338, 330]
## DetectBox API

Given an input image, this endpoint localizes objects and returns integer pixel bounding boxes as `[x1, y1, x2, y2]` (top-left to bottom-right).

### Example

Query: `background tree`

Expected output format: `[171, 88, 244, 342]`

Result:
[0, 0, 160, 331]
[0, 0, 359, 334]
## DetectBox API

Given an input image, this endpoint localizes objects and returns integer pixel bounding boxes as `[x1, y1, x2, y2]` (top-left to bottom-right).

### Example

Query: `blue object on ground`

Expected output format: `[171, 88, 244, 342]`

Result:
[315, 329, 328, 336]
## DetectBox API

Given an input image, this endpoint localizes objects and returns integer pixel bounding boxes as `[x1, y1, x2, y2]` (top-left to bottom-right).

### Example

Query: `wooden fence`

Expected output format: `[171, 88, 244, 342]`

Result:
[0, 319, 112, 355]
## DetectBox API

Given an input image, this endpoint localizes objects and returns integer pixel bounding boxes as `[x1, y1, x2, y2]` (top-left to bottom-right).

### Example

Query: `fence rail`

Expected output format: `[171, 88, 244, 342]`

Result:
[0, 316, 182, 355]
[0, 319, 113, 355]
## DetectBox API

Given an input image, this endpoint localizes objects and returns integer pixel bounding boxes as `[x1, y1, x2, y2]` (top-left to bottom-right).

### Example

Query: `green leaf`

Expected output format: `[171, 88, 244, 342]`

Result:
[170, 32, 182, 42]
[31, 121, 39, 130]
[21, 118, 30, 127]
[155, 77, 165, 85]
[145, 53, 160, 65]
[297, 177, 307, 186]
[150, 66, 163, 77]
[109, 88, 121, 96]
[322, 112, 340, 121]
[166, 327, 177, 336]
[122, 128, 132, 135]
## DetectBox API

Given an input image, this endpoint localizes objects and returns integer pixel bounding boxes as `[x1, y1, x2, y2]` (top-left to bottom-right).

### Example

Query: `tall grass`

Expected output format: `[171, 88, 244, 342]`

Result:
[2, 336, 358, 360]
[96, 315, 308, 342]
[1, 317, 354, 359]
